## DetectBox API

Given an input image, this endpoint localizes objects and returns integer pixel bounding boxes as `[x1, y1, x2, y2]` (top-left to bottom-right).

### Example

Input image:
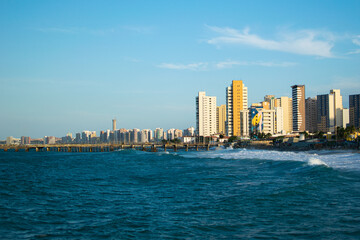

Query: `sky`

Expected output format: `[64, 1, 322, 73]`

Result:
[1, 0, 360, 139]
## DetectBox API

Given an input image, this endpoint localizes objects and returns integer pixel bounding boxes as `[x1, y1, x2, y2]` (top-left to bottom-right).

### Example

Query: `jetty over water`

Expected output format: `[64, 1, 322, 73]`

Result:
[0, 143, 224, 153]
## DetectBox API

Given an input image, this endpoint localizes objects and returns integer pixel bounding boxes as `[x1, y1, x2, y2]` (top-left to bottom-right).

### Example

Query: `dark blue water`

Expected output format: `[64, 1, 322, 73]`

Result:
[1, 148, 360, 239]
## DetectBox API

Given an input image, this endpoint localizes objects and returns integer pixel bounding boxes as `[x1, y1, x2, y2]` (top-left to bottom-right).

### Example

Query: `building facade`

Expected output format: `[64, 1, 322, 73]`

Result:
[226, 80, 248, 136]
[216, 105, 226, 134]
[276, 96, 293, 133]
[291, 85, 306, 132]
[349, 94, 360, 128]
[196, 92, 217, 137]
[305, 97, 317, 133]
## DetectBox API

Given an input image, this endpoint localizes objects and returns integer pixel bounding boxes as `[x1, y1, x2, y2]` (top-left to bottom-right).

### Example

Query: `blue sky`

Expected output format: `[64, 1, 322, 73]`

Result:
[1, 0, 360, 139]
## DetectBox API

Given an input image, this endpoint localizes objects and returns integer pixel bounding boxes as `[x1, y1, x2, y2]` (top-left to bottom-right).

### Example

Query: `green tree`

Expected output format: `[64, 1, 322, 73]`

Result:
[228, 136, 238, 142]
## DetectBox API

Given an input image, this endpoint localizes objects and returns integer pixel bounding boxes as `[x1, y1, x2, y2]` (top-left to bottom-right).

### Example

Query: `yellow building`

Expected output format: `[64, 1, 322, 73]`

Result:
[216, 105, 226, 134]
[226, 80, 248, 136]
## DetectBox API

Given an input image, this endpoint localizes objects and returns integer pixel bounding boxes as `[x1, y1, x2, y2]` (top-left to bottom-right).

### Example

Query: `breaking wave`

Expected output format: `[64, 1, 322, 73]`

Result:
[179, 148, 360, 170]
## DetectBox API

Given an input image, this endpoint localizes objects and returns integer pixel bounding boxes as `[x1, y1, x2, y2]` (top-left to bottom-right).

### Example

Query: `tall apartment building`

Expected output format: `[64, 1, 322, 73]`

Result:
[275, 107, 284, 134]
[112, 119, 116, 131]
[330, 89, 344, 127]
[317, 94, 335, 133]
[196, 92, 217, 136]
[216, 105, 226, 134]
[276, 96, 293, 133]
[226, 80, 248, 136]
[317, 90, 345, 133]
[291, 85, 306, 132]
[340, 108, 350, 128]
[349, 94, 360, 128]
[154, 128, 164, 142]
[305, 97, 317, 133]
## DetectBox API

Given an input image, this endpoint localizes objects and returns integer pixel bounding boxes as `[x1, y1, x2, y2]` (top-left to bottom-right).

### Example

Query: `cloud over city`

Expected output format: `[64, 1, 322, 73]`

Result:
[207, 26, 335, 58]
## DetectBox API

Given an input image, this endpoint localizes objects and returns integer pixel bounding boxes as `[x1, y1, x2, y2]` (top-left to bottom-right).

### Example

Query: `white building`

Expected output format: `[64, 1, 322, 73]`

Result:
[240, 110, 250, 137]
[196, 92, 217, 136]
[275, 107, 284, 134]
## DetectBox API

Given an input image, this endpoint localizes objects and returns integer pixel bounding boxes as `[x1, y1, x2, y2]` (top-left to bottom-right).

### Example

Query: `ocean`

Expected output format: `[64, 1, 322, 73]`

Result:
[1, 148, 360, 239]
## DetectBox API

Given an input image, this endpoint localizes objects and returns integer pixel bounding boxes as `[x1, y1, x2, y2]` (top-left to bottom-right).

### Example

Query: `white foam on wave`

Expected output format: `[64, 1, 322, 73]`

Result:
[180, 148, 360, 170]
[308, 157, 328, 167]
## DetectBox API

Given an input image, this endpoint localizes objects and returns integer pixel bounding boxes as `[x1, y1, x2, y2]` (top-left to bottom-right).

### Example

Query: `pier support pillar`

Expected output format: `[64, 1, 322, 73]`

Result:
[79, 147, 82, 153]
[152, 145, 157, 152]
[4, 148, 8, 152]
[25, 148, 29, 152]
[89, 147, 93, 152]
[142, 145, 145, 151]
[196, 145, 199, 151]
[46, 147, 50, 152]
[164, 145, 166, 152]
[173, 145, 177, 152]
[68, 147, 71, 152]
[58, 147, 61, 152]
[207, 144, 210, 151]
[35, 147, 39, 152]
[185, 144, 189, 152]
[100, 147, 104, 152]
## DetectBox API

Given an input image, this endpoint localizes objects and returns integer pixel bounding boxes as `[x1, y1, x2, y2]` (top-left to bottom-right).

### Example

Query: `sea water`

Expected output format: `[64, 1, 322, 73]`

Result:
[1, 148, 360, 239]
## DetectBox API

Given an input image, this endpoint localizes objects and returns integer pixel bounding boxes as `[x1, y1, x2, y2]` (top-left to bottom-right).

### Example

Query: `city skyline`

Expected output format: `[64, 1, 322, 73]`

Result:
[1, 1, 360, 138]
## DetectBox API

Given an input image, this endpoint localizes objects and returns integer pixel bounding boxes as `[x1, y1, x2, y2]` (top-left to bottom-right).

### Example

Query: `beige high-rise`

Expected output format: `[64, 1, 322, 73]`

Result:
[216, 105, 226, 134]
[276, 96, 293, 133]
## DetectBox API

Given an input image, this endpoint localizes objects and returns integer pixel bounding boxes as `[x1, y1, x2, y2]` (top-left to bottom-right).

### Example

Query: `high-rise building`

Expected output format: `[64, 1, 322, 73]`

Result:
[276, 97, 293, 133]
[349, 94, 360, 128]
[305, 97, 317, 133]
[330, 89, 344, 128]
[240, 109, 250, 137]
[112, 119, 116, 131]
[291, 85, 306, 132]
[275, 107, 284, 134]
[317, 90, 344, 133]
[340, 108, 350, 128]
[154, 128, 164, 142]
[317, 94, 335, 133]
[130, 129, 140, 143]
[226, 80, 248, 136]
[216, 105, 226, 134]
[196, 92, 217, 137]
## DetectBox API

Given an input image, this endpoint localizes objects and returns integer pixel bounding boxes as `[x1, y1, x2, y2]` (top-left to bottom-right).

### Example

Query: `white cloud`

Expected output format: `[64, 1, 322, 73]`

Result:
[347, 35, 360, 54]
[207, 26, 335, 58]
[158, 60, 297, 70]
[216, 60, 297, 69]
[157, 62, 208, 71]
[347, 49, 360, 55]
[352, 35, 360, 46]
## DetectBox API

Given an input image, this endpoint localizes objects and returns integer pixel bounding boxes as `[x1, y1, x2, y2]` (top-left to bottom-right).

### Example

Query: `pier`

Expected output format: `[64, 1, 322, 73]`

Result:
[0, 143, 223, 153]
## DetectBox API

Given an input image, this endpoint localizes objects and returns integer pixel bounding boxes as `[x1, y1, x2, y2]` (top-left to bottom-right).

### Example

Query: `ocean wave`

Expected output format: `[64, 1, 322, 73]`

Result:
[179, 148, 360, 170]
